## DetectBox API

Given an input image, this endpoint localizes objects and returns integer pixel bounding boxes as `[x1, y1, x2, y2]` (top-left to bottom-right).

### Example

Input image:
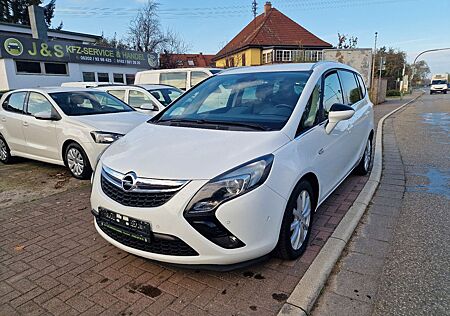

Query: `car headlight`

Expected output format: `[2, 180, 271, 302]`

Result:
[90, 131, 124, 144]
[185, 154, 274, 215]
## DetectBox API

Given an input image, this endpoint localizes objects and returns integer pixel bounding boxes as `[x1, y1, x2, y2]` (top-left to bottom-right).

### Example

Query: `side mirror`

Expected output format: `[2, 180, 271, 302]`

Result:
[34, 111, 61, 121]
[140, 103, 159, 111]
[325, 103, 355, 134]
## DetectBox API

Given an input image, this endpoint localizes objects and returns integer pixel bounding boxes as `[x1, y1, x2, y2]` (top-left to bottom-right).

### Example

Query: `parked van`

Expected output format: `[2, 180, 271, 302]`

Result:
[134, 68, 222, 91]
[61, 82, 123, 88]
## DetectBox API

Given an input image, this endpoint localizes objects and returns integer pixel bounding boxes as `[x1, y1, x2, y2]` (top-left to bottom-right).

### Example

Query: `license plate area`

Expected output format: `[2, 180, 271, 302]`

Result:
[97, 207, 152, 243]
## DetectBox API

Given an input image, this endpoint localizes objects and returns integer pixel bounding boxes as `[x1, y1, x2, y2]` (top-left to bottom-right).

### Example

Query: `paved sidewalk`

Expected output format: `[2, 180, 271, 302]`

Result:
[312, 92, 449, 315]
[0, 94, 418, 316]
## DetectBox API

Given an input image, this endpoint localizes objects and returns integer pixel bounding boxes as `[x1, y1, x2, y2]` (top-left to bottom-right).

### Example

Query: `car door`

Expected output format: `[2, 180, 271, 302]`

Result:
[22, 92, 60, 160]
[337, 70, 368, 166]
[0, 92, 28, 153]
[319, 70, 354, 194]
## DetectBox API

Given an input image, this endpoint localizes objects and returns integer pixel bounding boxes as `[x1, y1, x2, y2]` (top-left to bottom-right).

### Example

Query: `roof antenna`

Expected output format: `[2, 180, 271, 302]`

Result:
[252, 0, 257, 19]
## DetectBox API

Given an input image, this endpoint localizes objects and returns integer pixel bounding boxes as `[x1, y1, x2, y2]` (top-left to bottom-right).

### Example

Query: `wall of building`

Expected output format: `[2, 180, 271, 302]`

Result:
[215, 48, 261, 68]
[0, 58, 144, 90]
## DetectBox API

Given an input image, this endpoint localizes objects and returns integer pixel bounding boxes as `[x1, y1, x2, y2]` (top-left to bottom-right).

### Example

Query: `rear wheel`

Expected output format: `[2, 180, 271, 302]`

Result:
[276, 181, 314, 260]
[65, 143, 92, 179]
[0, 136, 13, 164]
[354, 137, 372, 175]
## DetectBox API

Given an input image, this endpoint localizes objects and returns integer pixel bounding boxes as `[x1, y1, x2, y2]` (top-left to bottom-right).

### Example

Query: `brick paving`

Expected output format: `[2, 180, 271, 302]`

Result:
[0, 96, 417, 316]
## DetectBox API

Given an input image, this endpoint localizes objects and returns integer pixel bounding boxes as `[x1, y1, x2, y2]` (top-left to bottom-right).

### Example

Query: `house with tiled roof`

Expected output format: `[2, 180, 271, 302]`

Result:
[159, 53, 215, 69]
[213, 2, 332, 68]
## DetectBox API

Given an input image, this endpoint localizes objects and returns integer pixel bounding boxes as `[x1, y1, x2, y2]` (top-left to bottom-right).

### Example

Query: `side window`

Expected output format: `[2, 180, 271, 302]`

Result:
[338, 70, 362, 105]
[108, 90, 126, 101]
[160, 72, 187, 90]
[191, 71, 209, 86]
[27, 92, 53, 117]
[128, 90, 153, 108]
[2, 92, 27, 114]
[322, 72, 344, 119]
[357, 74, 367, 98]
[298, 80, 321, 134]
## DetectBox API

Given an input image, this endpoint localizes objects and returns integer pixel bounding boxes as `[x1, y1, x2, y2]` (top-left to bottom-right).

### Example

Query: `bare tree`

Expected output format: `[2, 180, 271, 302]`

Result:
[337, 33, 358, 49]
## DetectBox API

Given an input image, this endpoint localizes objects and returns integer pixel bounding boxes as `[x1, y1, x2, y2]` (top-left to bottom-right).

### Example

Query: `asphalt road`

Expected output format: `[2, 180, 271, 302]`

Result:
[373, 92, 450, 315]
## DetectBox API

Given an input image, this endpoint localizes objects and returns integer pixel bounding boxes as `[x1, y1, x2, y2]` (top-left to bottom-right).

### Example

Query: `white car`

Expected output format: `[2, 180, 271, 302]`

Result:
[95, 84, 183, 116]
[0, 87, 149, 179]
[91, 62, 374, 266]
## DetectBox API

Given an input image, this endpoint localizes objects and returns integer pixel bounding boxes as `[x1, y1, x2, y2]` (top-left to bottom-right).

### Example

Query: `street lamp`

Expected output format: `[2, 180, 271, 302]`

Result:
[410, 47, 450, 91]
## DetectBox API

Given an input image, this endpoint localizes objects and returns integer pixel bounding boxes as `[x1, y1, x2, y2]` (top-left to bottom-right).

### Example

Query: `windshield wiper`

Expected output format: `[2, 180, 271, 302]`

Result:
[205, 120, 271, 131]
[155, 118, 270, 131]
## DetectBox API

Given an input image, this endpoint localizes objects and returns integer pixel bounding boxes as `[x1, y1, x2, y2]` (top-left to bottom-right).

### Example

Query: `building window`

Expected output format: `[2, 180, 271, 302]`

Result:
[113, 73, 124, 83]
[241, 53, 246, 66]
[97, 73, 109, 82]
[83, 72, 95, 81]
[292, 50, 304, 62]
[15, 61, 41, 74]
[44, 62, 68, 75]
[126, 74, 135, 84]
[282, 50, 291, 62]
[275, 50, 283, 62]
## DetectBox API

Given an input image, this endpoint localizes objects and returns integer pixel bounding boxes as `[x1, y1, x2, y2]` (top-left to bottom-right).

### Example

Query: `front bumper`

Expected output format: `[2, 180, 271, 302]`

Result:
[90, 163, 287, 265]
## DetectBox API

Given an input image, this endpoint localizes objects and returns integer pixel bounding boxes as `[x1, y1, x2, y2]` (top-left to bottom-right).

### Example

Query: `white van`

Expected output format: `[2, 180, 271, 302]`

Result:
[134, 68, 222, 91]
[61, 82, 123, 88]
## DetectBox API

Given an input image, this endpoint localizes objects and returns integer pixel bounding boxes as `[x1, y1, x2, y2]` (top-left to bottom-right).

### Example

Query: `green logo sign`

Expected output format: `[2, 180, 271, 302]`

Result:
[4, 38, 23, 56]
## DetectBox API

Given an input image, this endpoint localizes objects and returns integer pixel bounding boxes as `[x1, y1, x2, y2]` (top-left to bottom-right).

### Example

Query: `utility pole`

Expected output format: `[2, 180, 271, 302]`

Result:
[370, 32, 378, 94]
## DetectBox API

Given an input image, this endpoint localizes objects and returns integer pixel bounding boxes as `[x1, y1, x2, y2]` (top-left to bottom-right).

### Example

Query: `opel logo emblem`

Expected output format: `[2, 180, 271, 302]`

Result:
[122, 172, 137, 192]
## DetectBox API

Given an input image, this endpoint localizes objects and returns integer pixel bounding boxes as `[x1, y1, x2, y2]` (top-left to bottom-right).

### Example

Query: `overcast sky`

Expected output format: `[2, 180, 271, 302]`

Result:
[53, 0, 450, 75]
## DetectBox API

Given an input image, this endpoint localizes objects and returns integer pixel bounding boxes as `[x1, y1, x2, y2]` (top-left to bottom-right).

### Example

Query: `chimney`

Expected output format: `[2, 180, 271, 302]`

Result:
[264, 2, 272, 15]
[28, 5, 48, 40]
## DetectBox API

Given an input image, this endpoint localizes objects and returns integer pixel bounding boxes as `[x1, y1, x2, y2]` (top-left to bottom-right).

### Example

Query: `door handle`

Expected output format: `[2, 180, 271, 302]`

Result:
[318, 148, 324, 155]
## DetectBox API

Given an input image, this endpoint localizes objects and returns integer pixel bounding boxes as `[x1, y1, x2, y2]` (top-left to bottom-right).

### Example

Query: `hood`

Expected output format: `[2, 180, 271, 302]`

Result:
[74, 112, 149, 134]
[101, 123, 290, 180]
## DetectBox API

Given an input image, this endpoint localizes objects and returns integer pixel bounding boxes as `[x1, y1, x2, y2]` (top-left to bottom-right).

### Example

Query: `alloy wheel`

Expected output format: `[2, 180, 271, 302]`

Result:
[0, 139, 7, 161]
[67, 148, 84, 176]
[290, 190, 312, 250]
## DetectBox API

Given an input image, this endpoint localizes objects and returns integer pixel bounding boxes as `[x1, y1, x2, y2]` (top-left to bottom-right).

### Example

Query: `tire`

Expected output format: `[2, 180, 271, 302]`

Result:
[0, 136, 13, 164]
[444, 91, 447, 94]
[64, 143, 92, 180]
[430, 91, 433, 95]
[354, 137, 372, 175]
[276, 180, 315, 260]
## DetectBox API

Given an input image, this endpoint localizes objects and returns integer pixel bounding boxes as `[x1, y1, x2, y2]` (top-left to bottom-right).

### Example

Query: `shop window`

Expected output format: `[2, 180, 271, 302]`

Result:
[113, 73, 124, 83]
[82, 72, 95, 82]
[126, 74, 135, 84]
[97, 73, 110, 82]
[15, 61, 41, 74]
[44, 62, 68, 75]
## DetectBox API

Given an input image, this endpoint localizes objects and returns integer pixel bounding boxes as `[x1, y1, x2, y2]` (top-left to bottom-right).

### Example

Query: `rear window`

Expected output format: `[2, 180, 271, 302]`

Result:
[2, 92, 27, 114]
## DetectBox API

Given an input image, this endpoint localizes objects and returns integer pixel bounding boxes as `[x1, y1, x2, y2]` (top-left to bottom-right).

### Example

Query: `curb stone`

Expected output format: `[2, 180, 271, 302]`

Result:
[278, 92, 424, 315]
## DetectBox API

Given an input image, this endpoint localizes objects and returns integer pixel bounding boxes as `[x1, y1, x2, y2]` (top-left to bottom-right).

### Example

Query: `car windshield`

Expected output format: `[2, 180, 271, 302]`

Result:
[154, 71, 310, 131]
[432, 80, 447, 85]
[49, 91, 134, 116]
[148, 88, 182, 106]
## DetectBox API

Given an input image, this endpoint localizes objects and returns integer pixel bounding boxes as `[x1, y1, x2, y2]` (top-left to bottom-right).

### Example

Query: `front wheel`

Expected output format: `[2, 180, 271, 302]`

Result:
[276, 181, 314, 260]
[354, 137, 372, 175]
[65, 143, 92, 179]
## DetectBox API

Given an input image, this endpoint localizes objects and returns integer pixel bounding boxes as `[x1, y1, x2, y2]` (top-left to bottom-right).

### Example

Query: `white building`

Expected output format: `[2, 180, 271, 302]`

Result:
[0, 9, 157, 90]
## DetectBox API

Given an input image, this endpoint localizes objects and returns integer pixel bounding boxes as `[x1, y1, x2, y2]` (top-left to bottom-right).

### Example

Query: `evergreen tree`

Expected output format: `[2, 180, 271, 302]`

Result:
[0, 0, 58, 27]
